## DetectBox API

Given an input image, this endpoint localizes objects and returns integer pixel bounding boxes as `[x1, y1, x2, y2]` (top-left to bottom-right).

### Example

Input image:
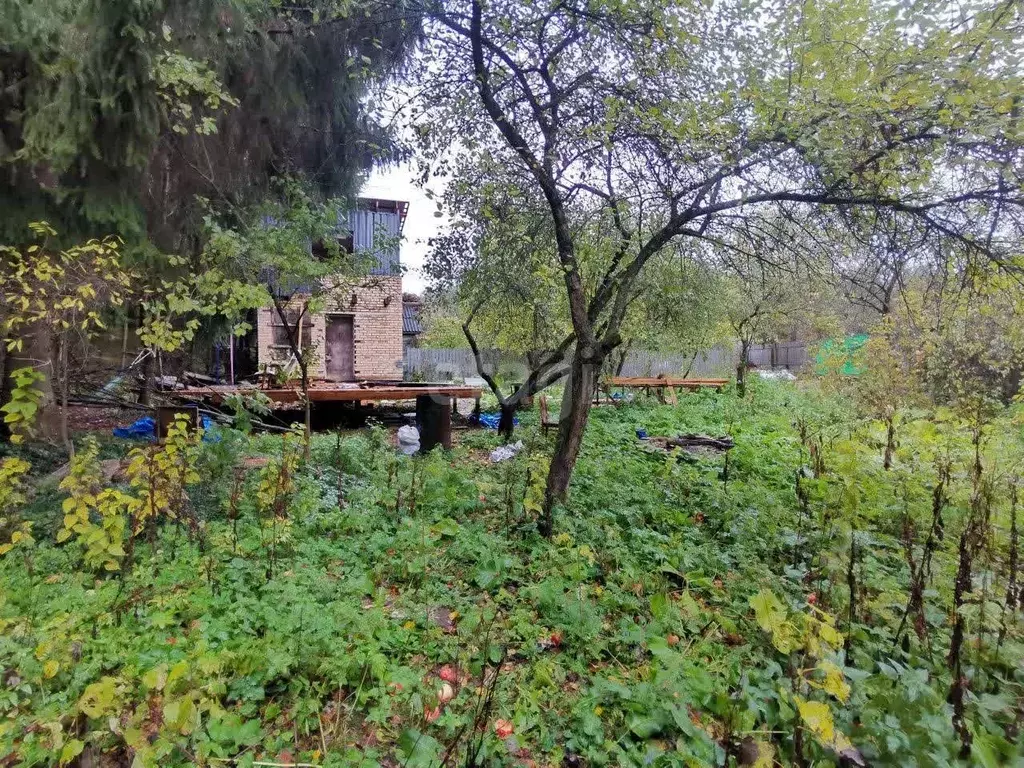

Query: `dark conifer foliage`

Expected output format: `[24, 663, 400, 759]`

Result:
[0, 0, 420, 249]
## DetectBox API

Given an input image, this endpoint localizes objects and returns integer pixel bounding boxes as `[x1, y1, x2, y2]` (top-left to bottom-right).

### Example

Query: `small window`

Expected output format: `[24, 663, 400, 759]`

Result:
[270, 309, 312, 348]
[312, 231, 355, 261]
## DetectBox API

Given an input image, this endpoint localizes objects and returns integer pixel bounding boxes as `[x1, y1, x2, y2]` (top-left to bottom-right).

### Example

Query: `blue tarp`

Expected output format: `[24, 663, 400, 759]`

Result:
[113, 415, 218, 442]
[473, 412, 519, 430]
[113, 416, 156, 440]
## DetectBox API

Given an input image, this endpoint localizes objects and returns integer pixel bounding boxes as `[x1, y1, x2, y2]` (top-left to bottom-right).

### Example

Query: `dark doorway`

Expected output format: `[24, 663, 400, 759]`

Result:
[325, 315, 355, 381]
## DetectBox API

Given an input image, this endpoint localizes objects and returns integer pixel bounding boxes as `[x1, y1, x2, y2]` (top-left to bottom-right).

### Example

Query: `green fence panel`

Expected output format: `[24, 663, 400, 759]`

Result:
[816, 333, 869, 376]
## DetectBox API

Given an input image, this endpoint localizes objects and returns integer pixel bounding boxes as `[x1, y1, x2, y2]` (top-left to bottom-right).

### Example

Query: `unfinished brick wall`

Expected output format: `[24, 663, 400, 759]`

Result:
[256, 275, 404, 382]
[256, 306, 327, 379]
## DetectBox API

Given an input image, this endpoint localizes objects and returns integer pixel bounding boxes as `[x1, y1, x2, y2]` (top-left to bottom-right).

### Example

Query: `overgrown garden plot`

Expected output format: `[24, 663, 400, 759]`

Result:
[2, 380, 1023, 766]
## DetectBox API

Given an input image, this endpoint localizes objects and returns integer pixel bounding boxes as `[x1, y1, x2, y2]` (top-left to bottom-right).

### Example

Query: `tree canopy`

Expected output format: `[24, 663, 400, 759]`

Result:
[407, 0, 1024, 524]
[0, 0, 421, 249]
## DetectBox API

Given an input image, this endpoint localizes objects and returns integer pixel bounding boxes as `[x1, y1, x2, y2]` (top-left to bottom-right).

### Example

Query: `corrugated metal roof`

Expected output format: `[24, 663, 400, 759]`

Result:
[402, 302, 423, 335]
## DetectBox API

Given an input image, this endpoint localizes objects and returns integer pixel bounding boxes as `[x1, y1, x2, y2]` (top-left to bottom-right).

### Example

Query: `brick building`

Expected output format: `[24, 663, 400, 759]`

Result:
[255, 198, 407, 382]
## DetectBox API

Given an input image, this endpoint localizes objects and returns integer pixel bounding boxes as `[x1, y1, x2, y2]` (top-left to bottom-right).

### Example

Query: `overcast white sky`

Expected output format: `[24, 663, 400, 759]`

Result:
[360, 163, 447, 295]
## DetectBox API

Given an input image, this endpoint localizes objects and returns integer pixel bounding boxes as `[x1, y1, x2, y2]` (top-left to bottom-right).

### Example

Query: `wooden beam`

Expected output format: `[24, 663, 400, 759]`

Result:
[176, 385, 483, 405]
[610, 377, 727, 389]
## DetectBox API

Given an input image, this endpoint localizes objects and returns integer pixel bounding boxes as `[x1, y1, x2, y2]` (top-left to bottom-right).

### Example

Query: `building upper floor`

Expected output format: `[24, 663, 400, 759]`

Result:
[262, 197, 408, 296]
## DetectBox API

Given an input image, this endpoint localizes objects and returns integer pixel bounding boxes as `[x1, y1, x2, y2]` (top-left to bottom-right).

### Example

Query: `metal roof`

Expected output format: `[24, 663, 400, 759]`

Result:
[402, 302, 423, 335]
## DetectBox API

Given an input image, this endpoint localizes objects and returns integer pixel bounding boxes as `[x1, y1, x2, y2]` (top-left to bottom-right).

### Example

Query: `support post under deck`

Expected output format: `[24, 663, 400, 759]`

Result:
[416, 394, 451, 452]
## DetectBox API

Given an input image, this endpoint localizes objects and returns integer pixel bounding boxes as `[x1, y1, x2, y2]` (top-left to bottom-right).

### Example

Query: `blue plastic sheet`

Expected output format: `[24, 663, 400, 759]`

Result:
[473, 412, 519, 430]
[113, 416, 156, 440]
[113, 415, 218, 442]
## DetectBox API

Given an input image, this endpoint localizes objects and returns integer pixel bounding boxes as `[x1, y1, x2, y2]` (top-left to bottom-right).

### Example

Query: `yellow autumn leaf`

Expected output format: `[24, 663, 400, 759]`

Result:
[795, 696, 855, 754]
[818, 621, 844, 650]
[816, 660, 851, 703]
[44, 660, 59, 679]
[750, 589, 798, 653]
[78, 676, 119, 718]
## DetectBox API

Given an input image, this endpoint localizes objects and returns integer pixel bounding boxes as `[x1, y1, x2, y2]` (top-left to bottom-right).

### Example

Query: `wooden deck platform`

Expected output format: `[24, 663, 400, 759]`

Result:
[175, 383, 483, 405]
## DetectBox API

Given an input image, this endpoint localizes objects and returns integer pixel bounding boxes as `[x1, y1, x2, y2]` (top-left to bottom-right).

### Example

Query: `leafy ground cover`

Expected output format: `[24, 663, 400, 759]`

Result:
[2, 380, 1023, 767]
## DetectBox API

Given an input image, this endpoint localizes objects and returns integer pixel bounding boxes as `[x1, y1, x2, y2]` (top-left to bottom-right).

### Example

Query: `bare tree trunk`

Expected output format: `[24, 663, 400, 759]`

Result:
[136, 306, 152, 405]
[138, 352, 153, 405]
[614, 340, 631, 376]
[120, 317, 130, 369]
[883, 415, 896, 470]
[58, 334, 73, 457]
[682, 345, 702, 378]
[29, 328, 61, 441]
[736, 339, 750, 398]
[463, 306, 570, 443]
[462, 308, 513, 439]
[268, 289, 312, 458]
[0, 341, 13, 441]
[540, 351, 599, 537]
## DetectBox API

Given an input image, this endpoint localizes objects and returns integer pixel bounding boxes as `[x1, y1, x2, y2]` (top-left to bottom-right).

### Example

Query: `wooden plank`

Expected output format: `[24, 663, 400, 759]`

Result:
[610, 377, 727, 388]
[301, 387, 482, 402]
[176, 385, 482, 404]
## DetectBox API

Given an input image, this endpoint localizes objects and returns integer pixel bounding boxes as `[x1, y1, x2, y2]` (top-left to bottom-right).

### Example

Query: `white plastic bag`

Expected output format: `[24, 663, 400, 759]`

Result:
[489, 440, 524, 463]
[397, 425, 420, 455]
[755, 369, 797, 381]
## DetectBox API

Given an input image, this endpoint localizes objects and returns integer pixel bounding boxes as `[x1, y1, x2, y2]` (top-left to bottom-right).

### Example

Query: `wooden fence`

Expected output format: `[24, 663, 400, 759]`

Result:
[405, 341, 810, 382]
[746, 340, 810, 370]
[403, 347, 508, 382]
[617, 346, 736, 378]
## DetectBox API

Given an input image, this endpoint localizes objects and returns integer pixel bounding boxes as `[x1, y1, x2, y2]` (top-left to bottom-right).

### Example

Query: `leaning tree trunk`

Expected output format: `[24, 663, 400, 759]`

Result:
[614, 340, 632, 376]
[136, 305, 153, 405]
[540, 350, 600, 537]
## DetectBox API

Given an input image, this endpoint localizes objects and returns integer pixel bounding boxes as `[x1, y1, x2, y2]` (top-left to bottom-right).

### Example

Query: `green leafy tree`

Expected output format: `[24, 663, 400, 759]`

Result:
[617, 249, 730, 377]
[412, 0, 1024, 532]
[426, 169, 573, 437]
[0, 223, 135, 454]
[711, 218, 841, 396]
